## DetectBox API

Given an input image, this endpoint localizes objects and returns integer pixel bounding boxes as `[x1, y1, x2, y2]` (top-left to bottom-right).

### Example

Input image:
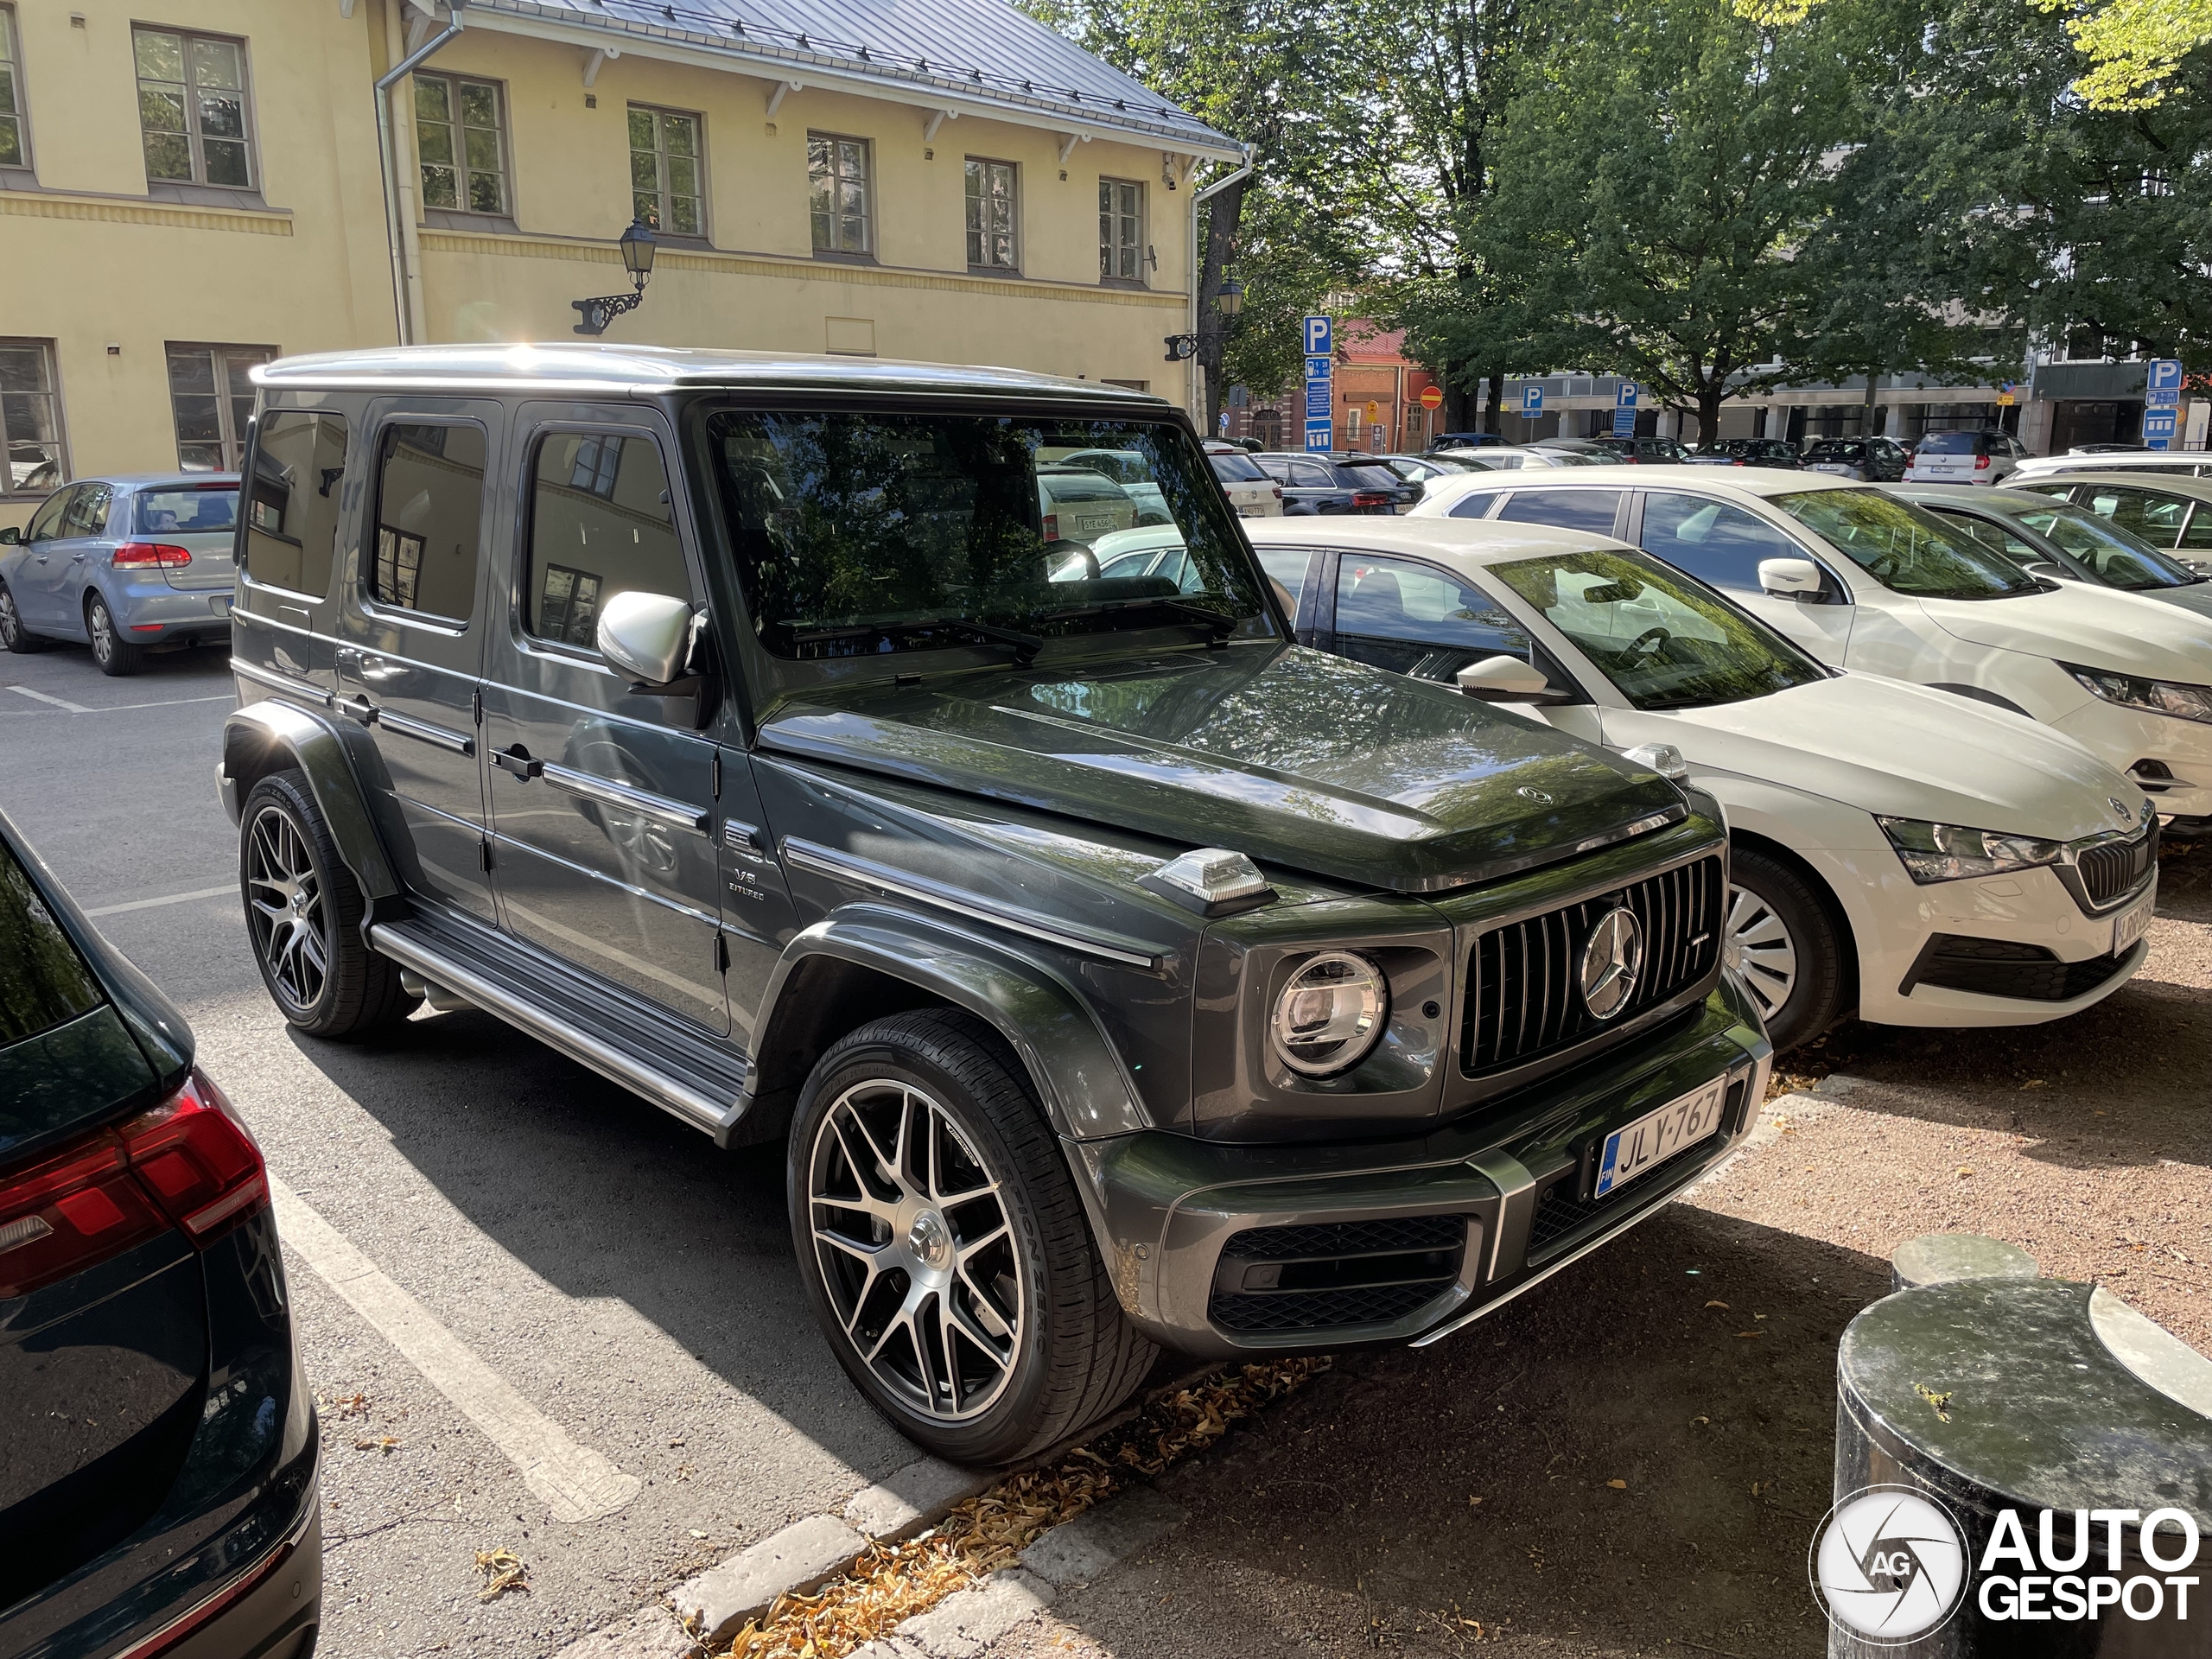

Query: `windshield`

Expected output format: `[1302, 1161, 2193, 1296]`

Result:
[1773, 490, 2041, 599]
[2012, 503, 2200, 590]
[1806, 442, 1863, 460]
[1210, 451, 1268, 484]
[1488, 547, 1827, 710]
[135, 486, 238, 534]
[709, 411, 1273, 660]
[1917, 432, 1984, 455]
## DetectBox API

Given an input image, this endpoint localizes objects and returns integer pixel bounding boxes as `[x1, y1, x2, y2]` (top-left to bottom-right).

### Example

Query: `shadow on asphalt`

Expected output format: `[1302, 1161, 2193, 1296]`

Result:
[1050, 1207, 1886, 1659]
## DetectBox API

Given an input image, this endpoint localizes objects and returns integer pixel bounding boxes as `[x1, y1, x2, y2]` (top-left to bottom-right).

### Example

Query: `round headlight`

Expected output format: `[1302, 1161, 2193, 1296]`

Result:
[1269, 951, 1389, 1077]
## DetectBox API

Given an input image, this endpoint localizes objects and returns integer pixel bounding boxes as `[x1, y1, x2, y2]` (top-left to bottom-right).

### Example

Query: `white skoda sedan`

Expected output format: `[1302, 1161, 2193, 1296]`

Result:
[1247, 517, 2158, 1052]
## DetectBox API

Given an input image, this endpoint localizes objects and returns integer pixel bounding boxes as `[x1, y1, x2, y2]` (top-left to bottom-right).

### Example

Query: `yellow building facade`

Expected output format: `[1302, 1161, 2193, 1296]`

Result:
[0, 0, 1236, 531]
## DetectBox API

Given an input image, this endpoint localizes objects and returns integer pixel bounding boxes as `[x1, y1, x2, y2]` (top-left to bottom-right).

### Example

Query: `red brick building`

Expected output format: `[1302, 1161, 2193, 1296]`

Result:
[1224, 319, 1443, 453]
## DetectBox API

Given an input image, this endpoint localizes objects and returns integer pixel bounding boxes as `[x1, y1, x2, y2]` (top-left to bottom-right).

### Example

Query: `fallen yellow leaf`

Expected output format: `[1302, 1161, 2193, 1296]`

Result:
[1734, 1331, 1763, 1339]
[1606, 1478, 1628, 1490]
[1704, 1300, 1729, 1309]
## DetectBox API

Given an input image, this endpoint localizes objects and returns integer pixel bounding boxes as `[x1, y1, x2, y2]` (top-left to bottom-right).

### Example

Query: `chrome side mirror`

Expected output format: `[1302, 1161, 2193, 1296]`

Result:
[1456, 654, 1552, 702]
[1758, 557, 1825, 600]
[596, 590, 696, 686]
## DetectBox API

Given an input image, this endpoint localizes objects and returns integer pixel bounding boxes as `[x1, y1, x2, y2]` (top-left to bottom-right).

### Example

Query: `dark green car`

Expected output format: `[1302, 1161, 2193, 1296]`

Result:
[218, 346, 1770, 1464]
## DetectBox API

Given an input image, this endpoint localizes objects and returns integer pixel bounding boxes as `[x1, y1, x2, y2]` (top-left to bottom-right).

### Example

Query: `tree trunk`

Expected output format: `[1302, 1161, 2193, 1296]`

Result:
[1445, 367, 1476, 437]
[1862, 367, 1880, 435]
[1696, 385, 1726, 448]
[1485, 371, 1505, 435]
[1196, 177, 1246, 438]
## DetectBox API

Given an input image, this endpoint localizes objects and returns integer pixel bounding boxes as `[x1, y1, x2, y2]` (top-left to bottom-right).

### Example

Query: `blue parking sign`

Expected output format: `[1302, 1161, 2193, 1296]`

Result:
[2148, 358, 2183, 393]
[1617, 382, 1638, 409]
[1522, 384, 1544, 415]
[2145, 408, 2178, 450]
[1304, 315, 1332, 357]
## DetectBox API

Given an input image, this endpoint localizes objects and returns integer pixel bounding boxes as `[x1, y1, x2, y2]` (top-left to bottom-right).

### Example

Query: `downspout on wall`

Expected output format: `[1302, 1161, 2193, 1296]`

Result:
[1186, 151, 1252, 427]
[378, 0, 464, 346]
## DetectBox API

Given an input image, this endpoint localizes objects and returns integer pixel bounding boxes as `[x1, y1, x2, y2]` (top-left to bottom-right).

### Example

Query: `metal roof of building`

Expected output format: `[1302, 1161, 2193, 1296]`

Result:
[253, 341, 1176, 400]
[462, 0, 1243, 157]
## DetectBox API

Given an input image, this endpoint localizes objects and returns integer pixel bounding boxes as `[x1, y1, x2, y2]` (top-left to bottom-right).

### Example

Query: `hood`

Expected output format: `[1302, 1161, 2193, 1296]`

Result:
[758, 646, 1688, 893]
[1918, 584, 2212, 684]
[1643, 674, 2144, 842]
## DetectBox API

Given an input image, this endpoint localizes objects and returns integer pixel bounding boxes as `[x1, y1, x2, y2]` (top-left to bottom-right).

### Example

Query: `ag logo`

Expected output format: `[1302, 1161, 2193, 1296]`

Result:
[1579, 906, 1643, 1020]
[1809, 1485, 1969, 1644]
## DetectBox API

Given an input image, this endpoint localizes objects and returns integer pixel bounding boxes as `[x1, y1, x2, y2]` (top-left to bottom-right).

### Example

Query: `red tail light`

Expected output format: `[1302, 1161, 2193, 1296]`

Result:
[1271, 486, 1282, 498]
[1974, 454, 1991, 470]
[112, 542, 193, 569]
[0, 1071, 266, 1298]
[1352, 491, 1390, 508]
[1041, 512, 1058, 541]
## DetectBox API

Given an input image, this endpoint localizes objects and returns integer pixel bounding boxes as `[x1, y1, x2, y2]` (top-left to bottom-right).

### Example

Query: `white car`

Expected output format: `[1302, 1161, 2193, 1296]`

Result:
[1410, 466, 2212, 836]
[1437, 444, 1612, 471]
[2012, 450, 2212, 483]
[1902, 429, 2029, 485]
[1247, 516, 2158, 1050]
[1205, 448, 1287, 517]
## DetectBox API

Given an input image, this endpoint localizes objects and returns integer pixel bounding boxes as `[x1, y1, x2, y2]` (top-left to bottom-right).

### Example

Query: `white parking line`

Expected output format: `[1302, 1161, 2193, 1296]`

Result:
[268, 1176, 642, 1523]
[85, 884, 238, 917]
[4, 685, 232, 713]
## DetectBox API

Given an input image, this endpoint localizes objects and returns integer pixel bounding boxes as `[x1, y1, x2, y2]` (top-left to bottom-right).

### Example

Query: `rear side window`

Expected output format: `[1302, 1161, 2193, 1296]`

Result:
[1339, 464, 1400, 491]
[370, 423, 486, 620]
[1254, 545, 1313, 598]
[1289, 461, 1335, 488]
[1496, 490, 1622, 535]
[1210, 452, 1268, 484]
[1638, 492, 1804, 590]
[245, 410, 348, 598]
[525, 431, 692, 650]
[1335, 553, 1532, 656]
[1447, 490, 1505, 518]
[0, 841, 103, 1052]
[137, 486, 238, 535]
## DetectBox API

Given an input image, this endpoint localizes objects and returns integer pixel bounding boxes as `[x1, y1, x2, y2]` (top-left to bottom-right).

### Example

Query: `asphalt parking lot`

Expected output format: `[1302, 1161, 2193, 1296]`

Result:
[4, 639, 2205, 1659]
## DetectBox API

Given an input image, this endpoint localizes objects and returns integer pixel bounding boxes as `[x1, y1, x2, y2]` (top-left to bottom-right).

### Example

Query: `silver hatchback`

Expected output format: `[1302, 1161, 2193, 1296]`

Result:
[0, 474, 238, 674]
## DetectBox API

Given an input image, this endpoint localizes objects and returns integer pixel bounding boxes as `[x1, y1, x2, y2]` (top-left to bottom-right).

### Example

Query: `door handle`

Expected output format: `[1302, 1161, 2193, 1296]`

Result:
[493, 745, 543, 780]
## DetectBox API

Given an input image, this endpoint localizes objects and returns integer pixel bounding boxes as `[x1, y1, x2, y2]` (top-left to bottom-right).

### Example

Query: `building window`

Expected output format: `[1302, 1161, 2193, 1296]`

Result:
[808, 134, 870, 256]
[964, 158, 1017, 271]
[1100, 180, 1146, 283]
[134, 27, 253, 188]
[0, 339, 66, 497]
[415, 73, 508, 216]
[0, 7, 27, 170]
[629, 105, 703, 236]
[166, 343, 272, 472]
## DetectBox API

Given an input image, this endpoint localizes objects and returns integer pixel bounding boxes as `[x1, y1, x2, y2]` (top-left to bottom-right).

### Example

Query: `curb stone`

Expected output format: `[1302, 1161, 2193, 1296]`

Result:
[895, 1569, 1057, 1659]
[844, 1456, 995, 1541]
[671, 1512, 867, 1647]
[548, 1605, 701, 1659]
[1019, 1486, 1185, 1587]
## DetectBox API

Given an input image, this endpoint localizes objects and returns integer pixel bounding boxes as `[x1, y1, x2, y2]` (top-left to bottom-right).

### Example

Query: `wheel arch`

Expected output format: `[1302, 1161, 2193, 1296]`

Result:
[1728, 827, 1860, 1022]
[223, 700, 401, 902]
[736, 913, 1154, 1153]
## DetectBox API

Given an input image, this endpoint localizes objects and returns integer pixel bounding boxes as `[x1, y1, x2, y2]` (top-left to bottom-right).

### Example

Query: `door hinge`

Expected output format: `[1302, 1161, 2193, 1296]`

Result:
[711, 750, 721, 799]
[479, 838, 493, 873]
[714, 932, 729, 975]
[473, 687, 484, 726]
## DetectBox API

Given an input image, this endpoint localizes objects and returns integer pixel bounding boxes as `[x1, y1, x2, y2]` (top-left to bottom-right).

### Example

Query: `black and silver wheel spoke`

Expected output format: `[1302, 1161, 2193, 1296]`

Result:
[246, 806, 329, 1010]
[809, 1080, 1022, 1421]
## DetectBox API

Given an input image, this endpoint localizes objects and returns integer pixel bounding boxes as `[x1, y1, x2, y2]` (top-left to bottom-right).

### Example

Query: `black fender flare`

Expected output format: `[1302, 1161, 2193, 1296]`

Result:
[219, 699, 400, 900]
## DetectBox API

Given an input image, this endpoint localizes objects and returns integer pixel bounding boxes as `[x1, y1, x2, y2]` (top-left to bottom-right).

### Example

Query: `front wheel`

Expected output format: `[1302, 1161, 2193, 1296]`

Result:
[789, 1010, 1155, 1465]
[86, 593, 143, 677]
[1725, 846, 1844, 1053]
[0, 582, 50, 652]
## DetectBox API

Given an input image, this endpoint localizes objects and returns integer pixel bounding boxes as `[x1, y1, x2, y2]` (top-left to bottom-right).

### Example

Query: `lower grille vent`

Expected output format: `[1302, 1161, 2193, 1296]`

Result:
[1909, 935, 2133, 1002]
[1210, 1216, 1466, 1334]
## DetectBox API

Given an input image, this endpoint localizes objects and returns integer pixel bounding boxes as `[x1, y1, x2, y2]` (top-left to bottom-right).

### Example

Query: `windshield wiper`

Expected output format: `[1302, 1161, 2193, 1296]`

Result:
[786, 617, 1045, 665]
[1096, 594, 1240, 641]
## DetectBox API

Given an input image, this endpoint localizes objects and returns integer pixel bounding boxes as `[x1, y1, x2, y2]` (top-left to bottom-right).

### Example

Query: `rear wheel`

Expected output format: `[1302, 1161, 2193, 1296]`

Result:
[789, 1009, 1155, 1465]
[240, 770, 417, 1038]
[0, 582, 48, 652]
[86, 594, 143, 677]
[1725, 845, 1843, 1053]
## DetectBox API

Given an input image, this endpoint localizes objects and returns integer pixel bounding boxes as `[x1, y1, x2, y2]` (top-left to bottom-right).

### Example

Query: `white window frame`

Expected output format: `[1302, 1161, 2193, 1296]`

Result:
[628, 104, 707, 238]
[964, 156, 1019, 272]
[165, 342, 274, 473]
[0, 337, 67, 499]
[0, 5, 31, 174]
[808, 132, 873, 257]
[133, 23, 257, 190]
[1099, 177, 1146, 285]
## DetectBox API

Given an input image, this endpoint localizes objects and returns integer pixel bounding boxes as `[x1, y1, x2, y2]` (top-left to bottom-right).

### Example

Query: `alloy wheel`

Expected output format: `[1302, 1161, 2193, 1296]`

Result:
[1724, 882, 1798, 1024]
[88, 599, 114, 664]
[245, 804, 331, 1013]
[807, 1080, 1025, 1423]
[0, 588, 18, 648]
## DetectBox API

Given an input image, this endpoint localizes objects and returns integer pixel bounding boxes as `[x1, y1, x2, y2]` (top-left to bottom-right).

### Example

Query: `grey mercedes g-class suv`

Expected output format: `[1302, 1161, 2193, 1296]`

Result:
[219, 344, 1770, 1463]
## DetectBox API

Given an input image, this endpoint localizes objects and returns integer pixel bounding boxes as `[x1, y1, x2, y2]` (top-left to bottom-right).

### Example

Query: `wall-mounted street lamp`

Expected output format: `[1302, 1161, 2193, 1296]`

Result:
[1163, 276, 1243, 361]
[571, 219, 659, 336]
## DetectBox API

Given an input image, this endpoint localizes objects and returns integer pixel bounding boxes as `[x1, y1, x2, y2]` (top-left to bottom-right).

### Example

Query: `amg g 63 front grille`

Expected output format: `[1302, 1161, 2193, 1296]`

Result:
[2076, 824, 2156, 907]
[1461, 855, 1725, 1077]
[1210, 1216, 1467, 1333]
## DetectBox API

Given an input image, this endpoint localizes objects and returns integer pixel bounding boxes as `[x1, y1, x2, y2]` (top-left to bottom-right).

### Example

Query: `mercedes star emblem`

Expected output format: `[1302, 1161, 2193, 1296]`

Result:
[1580, 906, 1645, 1020]
[1516, 786, 1554, 805]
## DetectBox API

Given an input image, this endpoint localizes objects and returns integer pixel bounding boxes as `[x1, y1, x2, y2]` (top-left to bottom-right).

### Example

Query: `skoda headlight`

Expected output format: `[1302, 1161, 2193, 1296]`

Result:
[1877, 817, 2065, 884]
[1269, 951, 1389, 1077]
[2063, 663, 2212, 725]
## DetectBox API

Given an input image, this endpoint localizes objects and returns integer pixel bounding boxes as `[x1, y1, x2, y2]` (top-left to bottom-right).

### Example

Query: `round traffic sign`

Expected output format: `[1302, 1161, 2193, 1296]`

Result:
[1420, 385, 1444, 410]
[1366, 400, 1381, 422]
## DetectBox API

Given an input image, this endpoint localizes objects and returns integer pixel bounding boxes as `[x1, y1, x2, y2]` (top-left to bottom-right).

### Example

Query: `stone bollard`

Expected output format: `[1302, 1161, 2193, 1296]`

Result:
[1889, 1232, 2037, 1294]
[1822, 1277, 2212, 1657]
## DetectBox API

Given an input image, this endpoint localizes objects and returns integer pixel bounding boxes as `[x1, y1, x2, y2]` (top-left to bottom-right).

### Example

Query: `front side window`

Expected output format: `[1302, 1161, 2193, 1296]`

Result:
[1336, 554, 1534, 657]
[1638, 492, 1807, 590]
[0, 6, 27, 168]
[24, 486, 69, 541]
[808, 134, 870, 255]
[1099, 179, 1143, 282]
[965, 158, 1017, 270]
[525, 431, 692, 650]
[166, 343, 271, 472]
[629, 105, 702, 235]
[369, 423, 486, 621]
[708, 411, 1271, 660]
[60, 483, 110, 536]
[243, 410, 347, 597]
[416, 73, 508, 215]
[1490, 548, 1827, 710]
[0, 339, 65, 496]
[1775, 490, 2043, 599]
[1496, 489, 1622, 535]
[2079, 486, 2193, 549]
[2008, 505, 2196, 589]
[135, 27, 252, 188]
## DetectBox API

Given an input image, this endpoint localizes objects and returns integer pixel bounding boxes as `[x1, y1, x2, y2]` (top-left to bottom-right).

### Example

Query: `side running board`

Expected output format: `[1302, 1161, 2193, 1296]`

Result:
[367, 920, 747, 1143]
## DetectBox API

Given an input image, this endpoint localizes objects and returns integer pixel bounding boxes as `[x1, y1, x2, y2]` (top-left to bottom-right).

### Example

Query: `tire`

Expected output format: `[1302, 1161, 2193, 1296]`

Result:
[0, 582, 49, 652]
[788, 1009, 1156, 1465]
[239, 770, 418, 1039]
[86, 593, 144, 677]
[1725, 844, 1844, 1053]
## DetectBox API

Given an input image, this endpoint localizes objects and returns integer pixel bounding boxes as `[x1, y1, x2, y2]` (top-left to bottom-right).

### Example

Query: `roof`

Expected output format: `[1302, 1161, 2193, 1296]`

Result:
[1426, 463, 1860, 501]
[253, 342, 1173, 402]
[1999, 468, 2212, 499]
[463, 0, 1242, 156]
[1244, 515, 1611, 567]
[55, 473, 242, 489]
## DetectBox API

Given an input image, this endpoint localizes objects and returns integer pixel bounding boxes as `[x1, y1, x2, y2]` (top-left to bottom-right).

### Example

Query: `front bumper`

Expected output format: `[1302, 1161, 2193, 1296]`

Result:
[2050, 696, 2212, 821]
[1072, 977, 1770, 1358]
